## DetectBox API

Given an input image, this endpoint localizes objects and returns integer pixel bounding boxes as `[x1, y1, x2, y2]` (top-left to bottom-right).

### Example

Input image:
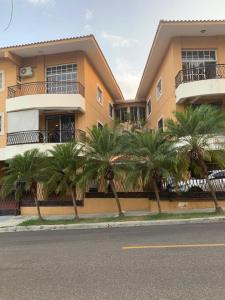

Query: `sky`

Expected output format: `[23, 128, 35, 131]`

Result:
[1, 0, 225, 98]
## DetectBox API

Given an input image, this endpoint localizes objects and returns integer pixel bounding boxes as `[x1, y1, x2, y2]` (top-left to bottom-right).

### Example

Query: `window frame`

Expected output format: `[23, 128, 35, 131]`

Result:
[97, 120, 104, 129]
[97, 85, 103, 105]
[45, 63, 78, 94]
[0, 70, 5, 92]
[146, 98, 152, 118]
[109, 103, 114, 119]
[181, 49, 217, 81]
[157, 116, 164, 130]
[156, 78, 162, 100]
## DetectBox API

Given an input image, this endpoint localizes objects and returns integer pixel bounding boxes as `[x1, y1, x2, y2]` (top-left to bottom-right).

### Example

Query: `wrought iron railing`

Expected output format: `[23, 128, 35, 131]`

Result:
[7, 129, 86, 145]
[175, 64, 225, 88]
[8, 81, 85, 98]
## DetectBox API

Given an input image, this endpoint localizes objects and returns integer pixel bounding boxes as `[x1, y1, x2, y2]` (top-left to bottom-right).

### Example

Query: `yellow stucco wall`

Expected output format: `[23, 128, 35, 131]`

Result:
[21, 197, 150, 216]
[146, 42, 178, 129]
[20, 197, 225, 216]
[0, 59, 17, 148]
[76, 56, 114, 130]
[146, 36, 225, 130]
[150, 199, 225, 212]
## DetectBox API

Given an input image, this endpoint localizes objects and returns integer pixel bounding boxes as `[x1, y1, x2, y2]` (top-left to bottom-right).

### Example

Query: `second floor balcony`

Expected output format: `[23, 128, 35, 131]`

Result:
[8, 81, 85, 98]
[7, 81, 86, 113]
[175, 64, 225, 104]
[7, 129, 86, 146]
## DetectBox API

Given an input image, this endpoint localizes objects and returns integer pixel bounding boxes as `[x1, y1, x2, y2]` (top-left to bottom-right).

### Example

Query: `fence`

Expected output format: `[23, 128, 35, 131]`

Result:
[85, 170, 225, 199]
[1, 170, 225, 215]
[0, 185, 84, 215]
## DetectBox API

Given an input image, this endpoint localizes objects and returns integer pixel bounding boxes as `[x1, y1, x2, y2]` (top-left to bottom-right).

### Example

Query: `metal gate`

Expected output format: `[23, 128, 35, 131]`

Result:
[0, 196, 20, 216]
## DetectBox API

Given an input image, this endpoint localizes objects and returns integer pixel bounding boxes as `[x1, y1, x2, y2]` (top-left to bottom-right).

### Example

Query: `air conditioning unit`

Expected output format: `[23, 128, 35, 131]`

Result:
[20, 67, 33, 78]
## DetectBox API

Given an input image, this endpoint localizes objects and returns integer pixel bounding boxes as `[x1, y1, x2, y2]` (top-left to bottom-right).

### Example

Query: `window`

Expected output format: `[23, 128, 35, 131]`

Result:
[0, 113, 4, 135]
[146, 99, 151, 116]
[139, 107, 146, 121]
[115, 108, 120, 121]
[130, 107, 138, 122]
[182, 50, 217, 81]
[97, 87, 103, 104]
[114, 107, 128, 122]
[211, 171, 225, 180]
[46, 64, 77, 93]
[120, 107, 128, 122]
[130, 106, 146, 122]
[158, 117, 163, 130]
[156, 79, 162, 99]
[97, 121, 103, 130]
[109, 103, 113, 118]
[0, 71, 4, 92]
[45, 114, 75, 143]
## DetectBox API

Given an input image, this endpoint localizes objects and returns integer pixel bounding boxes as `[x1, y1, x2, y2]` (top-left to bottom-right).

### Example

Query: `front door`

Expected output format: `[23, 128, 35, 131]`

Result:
[46, 115, 60, 143]
[45, 115, 75, 143]
[61, 115, 75, 142]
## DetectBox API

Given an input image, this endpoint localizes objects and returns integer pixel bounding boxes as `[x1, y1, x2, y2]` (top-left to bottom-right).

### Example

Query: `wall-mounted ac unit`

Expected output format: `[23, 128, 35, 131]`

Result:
[20, 67, 33, 78]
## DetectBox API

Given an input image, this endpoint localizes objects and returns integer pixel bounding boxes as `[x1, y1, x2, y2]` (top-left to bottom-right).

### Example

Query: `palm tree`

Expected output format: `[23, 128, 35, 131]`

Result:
[44, 142, 84, 219]
[82, 124, 126, 216]
[165, 105, 225, 213]
[125, 130, 177, 213]
[0, 149, 47, 220]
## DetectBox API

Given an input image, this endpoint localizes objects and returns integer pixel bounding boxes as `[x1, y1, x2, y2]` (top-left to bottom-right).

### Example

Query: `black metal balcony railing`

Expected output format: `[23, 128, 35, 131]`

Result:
[175, 64, 225, 88]
[7, 129, 86, 146]
[8, 81, 85, 98]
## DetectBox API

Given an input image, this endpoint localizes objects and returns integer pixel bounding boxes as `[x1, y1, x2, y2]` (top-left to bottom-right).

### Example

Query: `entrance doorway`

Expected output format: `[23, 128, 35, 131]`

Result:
[45, 114, 75, 143]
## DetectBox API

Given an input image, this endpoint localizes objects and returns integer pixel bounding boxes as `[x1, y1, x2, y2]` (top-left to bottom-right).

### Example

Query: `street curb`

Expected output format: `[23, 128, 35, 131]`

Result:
[0, 216, 225, 233]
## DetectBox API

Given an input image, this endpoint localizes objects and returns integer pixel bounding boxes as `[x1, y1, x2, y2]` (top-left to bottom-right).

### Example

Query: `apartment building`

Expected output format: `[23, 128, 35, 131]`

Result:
[136, 20, 225, 130]
[0, 35, 123, 161]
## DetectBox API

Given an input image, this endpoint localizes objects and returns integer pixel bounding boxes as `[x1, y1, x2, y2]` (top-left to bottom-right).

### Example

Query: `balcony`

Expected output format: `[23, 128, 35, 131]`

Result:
[7, 129, 86, 146]
[175, 64, 225, 104]
[6, 81, 85, 113]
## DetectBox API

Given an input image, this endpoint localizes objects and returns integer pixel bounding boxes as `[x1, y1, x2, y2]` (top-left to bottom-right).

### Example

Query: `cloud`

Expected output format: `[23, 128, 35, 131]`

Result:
[114, 58, 141, 99]
[85, 9, 93, 21]
[26, 0, 52, 4]
[101, 32, 138, 48]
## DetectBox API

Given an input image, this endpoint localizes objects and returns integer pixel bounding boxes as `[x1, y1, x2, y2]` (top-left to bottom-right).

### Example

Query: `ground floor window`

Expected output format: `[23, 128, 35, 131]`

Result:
[97, 121, 103, 130]
[158, 117, 163, 130]
[109, 103, 113, 118]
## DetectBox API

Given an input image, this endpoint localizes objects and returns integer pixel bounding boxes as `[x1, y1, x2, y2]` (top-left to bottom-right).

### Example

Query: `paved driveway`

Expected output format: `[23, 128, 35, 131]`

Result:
[0, 215, 29, 228]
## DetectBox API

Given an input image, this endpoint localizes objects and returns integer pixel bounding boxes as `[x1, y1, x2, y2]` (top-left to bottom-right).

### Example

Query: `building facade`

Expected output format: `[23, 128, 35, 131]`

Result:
[0, 35, 123, 161]
[136, 20, 225, 130]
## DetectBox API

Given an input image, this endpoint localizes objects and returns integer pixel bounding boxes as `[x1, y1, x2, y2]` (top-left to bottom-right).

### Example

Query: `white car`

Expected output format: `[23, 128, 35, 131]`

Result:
[174, 170, 225, 192]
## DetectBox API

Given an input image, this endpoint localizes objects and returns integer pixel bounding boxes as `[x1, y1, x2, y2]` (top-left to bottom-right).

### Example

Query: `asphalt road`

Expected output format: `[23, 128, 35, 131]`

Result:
[0, 223, 225, 300]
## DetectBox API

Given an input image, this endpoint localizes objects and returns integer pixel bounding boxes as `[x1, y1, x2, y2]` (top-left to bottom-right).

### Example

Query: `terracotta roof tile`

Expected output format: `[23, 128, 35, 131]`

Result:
[0, 34, 93, 49]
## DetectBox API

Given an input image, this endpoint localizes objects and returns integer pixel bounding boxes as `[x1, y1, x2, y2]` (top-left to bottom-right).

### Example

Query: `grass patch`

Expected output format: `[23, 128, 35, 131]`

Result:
[19, 211, 225, 226]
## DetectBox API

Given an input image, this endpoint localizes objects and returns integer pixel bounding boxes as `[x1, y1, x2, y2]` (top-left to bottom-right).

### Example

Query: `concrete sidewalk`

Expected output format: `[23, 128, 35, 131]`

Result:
[0, 207, 217, 229]
[0, 215, 34, 228]
[0, 211, 225, 233]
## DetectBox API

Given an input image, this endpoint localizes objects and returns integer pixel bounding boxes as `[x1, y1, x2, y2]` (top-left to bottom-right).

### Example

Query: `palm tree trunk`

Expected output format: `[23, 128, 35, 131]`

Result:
[200, 160, 223, 214]
[70, 188, 79, 220]
[205, 177, 223, 213]
[32, 185, 43, 220]
[152, 179, 162, 214]
[109, 180, 124, 216]
[34, 197, 43, 221]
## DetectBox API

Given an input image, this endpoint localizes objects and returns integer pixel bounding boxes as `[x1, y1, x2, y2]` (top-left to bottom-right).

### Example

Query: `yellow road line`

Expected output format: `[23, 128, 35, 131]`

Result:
[122, 243, 225, 250]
